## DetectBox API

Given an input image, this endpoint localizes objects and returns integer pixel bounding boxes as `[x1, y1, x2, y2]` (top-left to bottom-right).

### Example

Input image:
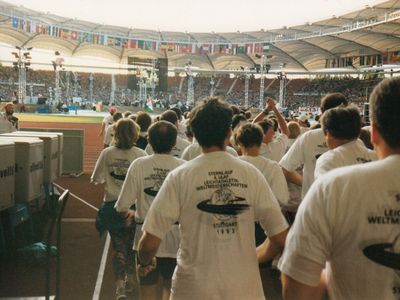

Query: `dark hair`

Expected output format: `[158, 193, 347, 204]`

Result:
[148, 120, 177, 154]
[320, 93, 348, 113]
[256, 119, 273, 134]
[136, 111, 152, 132]
[321, 105, 361, 140]
[189, 97, 233, 148]
[359, 127, 373, 150]
[114, 118, 140, 149]
[229, 104, 241, 115]
[113, 112, 123, 122]
[235, 123, 264, 148]
[369, 77, 400, 148]
[232, 114, 247, 130]
[170, 107, 182, 121]
[160, 110, 178, 125]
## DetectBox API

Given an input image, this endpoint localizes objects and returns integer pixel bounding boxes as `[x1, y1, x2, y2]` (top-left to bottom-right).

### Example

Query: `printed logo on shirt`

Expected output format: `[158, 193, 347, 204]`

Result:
[196, 170, 250, 238]
[362, 233, 400, 279]
[109, 159, 131, 185]
[143, 167, 170, 197]
[356, 157, 373, 164]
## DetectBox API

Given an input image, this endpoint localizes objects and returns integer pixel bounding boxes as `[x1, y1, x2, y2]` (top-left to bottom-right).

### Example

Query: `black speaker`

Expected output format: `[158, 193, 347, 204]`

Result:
[127, 75, 138, 91]
[157, 58, 168, 92]
[38, 97, 47, 104]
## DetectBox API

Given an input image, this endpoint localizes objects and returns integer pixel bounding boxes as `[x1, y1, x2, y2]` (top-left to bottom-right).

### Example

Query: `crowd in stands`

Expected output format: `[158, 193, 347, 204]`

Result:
[0, 65, 386, 113]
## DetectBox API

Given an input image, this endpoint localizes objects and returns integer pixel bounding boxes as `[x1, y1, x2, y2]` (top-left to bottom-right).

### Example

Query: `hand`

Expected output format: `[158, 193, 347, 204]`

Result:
[124, 210, 135, 226]
[266, 97, 276, 110]
[137, 257, 157, 278]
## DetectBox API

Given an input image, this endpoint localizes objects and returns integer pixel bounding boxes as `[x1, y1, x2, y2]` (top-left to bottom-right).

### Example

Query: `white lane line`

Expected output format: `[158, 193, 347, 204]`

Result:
[62, 218, 96, 223]
[92, 233, 111, 300]
[53, 182, 99, 212]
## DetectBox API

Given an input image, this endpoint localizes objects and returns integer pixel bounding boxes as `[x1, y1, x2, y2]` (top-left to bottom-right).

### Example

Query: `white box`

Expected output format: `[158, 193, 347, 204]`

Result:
[19, 131, 63, 177]
[0, 136, 44, 203]
[0, 141, 15, 211]
[2, 132, 59, 183]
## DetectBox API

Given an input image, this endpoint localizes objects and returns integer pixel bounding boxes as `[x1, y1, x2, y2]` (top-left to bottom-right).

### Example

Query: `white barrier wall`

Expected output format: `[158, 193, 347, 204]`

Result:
[0, 136, 44, 203]
[0, 141, 15, 211]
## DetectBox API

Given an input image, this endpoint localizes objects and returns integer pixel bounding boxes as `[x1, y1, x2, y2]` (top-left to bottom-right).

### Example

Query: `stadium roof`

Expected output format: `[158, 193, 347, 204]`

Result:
[0, 0, 399, 72]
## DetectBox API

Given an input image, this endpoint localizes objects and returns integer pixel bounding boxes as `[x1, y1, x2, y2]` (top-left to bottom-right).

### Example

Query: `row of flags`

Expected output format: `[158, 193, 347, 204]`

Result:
[11, 17, 271, 55]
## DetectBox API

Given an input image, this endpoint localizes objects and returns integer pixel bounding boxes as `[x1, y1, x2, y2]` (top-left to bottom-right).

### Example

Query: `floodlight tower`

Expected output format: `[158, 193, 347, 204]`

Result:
[52, 51, 64, 104]
[89, 73, 94, 103]
[185, 61, 194, 107]
[65, 71, 71, 101]
[149, 60, 158, 99]
[12, 46, 32, 105]
[277, 71, 287, 108]
[210, 75, 215, 97]
[255, 54, 267, 110]
[243, 68, 250, 108]
[137, 69, 147, 106]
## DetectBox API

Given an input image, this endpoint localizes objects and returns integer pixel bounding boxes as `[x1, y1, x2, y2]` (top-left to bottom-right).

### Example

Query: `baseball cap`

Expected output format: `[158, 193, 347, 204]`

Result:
[109, 106, 117, 113]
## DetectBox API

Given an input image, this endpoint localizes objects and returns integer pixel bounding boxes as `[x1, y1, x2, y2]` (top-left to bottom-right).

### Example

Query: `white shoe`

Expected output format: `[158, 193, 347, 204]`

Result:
[116, 279, 127, 300]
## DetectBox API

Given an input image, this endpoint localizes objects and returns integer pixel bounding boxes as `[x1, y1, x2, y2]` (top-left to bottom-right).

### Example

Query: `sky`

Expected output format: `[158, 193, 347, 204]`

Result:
[5, 0, 383, 32]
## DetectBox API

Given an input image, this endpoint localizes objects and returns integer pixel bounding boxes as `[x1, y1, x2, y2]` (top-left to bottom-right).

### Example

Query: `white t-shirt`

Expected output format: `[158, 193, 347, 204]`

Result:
[104, 124, 114, 146]
[0, 113, 18, 134]
[91, 146, 147, 201]
[177, 121, 187, 140]
[181, 142, 238, 161]
[315, 139, 377, 179]
[259, 133, 288, 162]
[240, 155, 289, 207]
[278, 154, 400, 300]
[143, 151, 288, 300]
[115, 154, 185, 257]
[279, 128, 327, 198]
[102, 115, 114, 144]
[145, 136, 190, 158]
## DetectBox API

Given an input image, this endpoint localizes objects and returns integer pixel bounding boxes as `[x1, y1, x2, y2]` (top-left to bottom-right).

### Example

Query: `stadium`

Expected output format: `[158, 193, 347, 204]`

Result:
[0, 0, 399, 299]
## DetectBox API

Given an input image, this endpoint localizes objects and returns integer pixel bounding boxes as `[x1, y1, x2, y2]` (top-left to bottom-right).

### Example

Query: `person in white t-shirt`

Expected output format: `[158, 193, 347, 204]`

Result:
[253, 97, 289, 162]
[138, 97, 288, 300]
[115, 120, 185, 300]
[0, 102, 19, 133]
[235, 122, 289, 246]
[104, 112, 123, 148]
[279, 77, 400, 300]
[236, 123, 289, 208]
[91, 118, 147, 300]
[145, 110, 190, 158]
[279, 93, 348, 199]
[99, 106, 116, 144]
[315, 105, 377, 179]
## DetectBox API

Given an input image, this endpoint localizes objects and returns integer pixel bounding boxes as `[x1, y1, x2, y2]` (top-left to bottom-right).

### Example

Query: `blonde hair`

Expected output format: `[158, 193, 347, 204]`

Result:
[113, 118, 140, 149]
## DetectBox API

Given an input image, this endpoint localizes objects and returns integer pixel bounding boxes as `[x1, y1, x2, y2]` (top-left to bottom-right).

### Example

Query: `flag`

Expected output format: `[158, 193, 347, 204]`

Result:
[130, 39, 137, 48]
[263, 43, 270, 53]
[160, 41, 168, 50]
[35, 23, 42, 33]
[12, 17, 19, 29]
[237, 44, 246, 54]
[19, 19, 25, 30]
[138, 40, 144, 49]
[93, 34, 99, 44]
[115, 37, 121, 47]
[107, 36, 115, 46]
[122, 38, 128, 48]
[168, 42, 175, 52]
[25, 21, 31, 32]
[145, 41, 151, 50]
[246, 43, 253, 54]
